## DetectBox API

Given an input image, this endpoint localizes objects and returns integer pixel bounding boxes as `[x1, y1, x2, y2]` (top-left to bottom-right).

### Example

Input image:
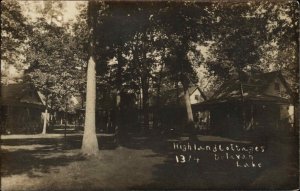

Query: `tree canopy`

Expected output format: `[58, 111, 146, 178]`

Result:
[3, 0, 298, 127]
[1, 0, 32, 85]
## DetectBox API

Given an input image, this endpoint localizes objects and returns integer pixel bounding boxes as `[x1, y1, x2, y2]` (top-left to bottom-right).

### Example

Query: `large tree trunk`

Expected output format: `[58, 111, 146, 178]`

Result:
[183, 85, 194, 123]
[82, 56, 99, 155]
[182, 82, 196, 140]
[81, 1, 99, 155]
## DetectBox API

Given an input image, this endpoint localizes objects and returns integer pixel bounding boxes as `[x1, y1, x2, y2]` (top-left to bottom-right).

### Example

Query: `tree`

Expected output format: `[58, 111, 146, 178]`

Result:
[25, 2, 84, 134]
[1, 0, 31, 84]
[207, 3, 268, 79]
[90, 1, 211, 131]
[156, 2, 212, 126]
[89, 2, 162, 134]
[203, 2, 299, 130]
[206, 1, 298, 83]
[122, 5, 164, 131]
[259, 1, 299, 93]
[81, 1, 102, 155]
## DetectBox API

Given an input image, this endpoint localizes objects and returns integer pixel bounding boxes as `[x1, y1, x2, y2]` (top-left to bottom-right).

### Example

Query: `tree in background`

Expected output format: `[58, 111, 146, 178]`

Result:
[24, 1, 84, 134]
[207, 2, 269, 79]
[156, 2, 212, 127]
[1, 0, 31, 84]
[12, 1, 298, 140]
[87, 1, 212, 131]
[259, 1, 299, 94]
[207, 1, 298, 86]
[88, 2, 165, 134]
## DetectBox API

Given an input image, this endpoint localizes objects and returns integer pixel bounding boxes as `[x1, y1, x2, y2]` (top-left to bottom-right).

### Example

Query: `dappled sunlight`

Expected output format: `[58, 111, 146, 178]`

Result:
[2, 144, 50, 152]
[1, 132, 298, 190]
[1, 0, 298, 190]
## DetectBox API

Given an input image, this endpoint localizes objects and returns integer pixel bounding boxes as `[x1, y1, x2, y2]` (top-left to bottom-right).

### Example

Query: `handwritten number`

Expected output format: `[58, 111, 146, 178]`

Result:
[176, 155, 186, 163]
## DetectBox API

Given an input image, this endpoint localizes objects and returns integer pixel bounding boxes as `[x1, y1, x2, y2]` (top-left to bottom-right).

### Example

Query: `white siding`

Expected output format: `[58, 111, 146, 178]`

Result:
[265, 77, 290, 99]
[190, 89, 204, 104]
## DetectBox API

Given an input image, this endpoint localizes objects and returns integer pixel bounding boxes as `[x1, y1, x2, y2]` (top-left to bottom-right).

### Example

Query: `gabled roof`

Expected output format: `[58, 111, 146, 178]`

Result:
[160, 86, 207, 106]
[178, 86, 207, 100]
[201, 71, 292, 105]
[1, 83, 45, 108]
[37, 91, 46, 105]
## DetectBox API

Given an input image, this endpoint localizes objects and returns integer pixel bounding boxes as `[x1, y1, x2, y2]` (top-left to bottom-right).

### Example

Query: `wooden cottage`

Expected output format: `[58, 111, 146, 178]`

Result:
[157, 86, 207, 129]
[160, 86, 207, 106]
[194, 71, 296, 136]
[1, 83, 45, 134]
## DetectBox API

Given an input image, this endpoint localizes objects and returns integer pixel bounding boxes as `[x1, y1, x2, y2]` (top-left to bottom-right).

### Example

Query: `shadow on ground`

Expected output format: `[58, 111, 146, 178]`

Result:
[1, 132, 298, 190]
[120, 133, 299, 190]
[1, 134, 117, 177]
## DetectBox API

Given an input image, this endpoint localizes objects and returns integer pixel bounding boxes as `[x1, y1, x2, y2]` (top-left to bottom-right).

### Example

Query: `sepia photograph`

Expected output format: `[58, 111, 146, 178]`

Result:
[1, 0, 299, 190]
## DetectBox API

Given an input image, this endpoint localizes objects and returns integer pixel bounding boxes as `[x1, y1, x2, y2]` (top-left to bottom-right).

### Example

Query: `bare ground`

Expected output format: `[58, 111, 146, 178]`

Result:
[1, 133, 298, 190]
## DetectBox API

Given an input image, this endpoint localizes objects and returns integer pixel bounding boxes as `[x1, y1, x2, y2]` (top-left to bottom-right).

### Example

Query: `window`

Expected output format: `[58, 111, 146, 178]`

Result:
[195, 94, 200, 101]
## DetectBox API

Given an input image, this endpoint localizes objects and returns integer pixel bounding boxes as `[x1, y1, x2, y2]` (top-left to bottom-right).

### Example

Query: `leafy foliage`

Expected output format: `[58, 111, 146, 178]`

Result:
[207, 1, 298, 88]
[5, 1, 298, 118]
[24, 4, 86, 111]
[1, 0, 31, 66]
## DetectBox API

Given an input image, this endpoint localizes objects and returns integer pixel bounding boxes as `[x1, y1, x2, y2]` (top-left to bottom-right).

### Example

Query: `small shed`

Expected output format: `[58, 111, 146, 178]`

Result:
[1, 83, 45, 134]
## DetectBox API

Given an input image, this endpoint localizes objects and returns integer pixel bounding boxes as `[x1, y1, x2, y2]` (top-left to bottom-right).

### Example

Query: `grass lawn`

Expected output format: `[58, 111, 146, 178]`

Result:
[1, 133, 298, 190]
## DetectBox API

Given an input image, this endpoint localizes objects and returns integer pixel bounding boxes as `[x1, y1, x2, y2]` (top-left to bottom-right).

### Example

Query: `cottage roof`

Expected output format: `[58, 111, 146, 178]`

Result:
[182, 86, 207, 100]
[1, 83, 45, 108]
[200, 71, 292, 105]
[160, 86, 207, 105]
